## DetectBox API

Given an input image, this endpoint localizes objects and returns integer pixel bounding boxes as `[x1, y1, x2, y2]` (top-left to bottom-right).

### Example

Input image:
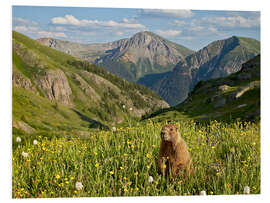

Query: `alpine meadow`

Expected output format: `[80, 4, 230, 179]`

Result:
[12, 6, 261, 198]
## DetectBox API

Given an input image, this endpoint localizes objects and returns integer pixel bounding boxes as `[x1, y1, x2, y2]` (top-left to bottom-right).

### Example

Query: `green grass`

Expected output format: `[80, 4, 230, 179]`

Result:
[12, 120, 260, 198]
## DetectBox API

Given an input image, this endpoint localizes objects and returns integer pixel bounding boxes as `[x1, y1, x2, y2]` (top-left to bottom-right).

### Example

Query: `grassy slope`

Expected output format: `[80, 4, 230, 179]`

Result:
[13, 31, 167, 132]
[12, 120, 260, 197]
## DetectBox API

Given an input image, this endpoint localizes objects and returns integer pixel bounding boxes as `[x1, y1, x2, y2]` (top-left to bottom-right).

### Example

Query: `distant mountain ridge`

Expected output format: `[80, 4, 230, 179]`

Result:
[140, 36, 260, 106]
[37, 31, 194, 82]
[144, 54, 260, 122]
[38, 33, 260, 107]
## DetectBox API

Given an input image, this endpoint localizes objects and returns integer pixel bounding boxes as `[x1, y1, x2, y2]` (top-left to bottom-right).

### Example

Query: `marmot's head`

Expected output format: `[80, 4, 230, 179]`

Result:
[160, 124, 180, 143]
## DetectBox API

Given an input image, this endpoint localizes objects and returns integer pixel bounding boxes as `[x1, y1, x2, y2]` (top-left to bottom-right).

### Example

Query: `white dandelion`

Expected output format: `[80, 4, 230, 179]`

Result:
[21, 152, 29, 158]
[75, 182, 83, 190]
[243, 186, 250, 194]
[122, 105, 126, 109]
[200, 190, 207, 195]
[129, 107, 133, 111]
[112, 127, 116, 132]
[33, 140, 38, 145]
[148, 176, 154, 183]
[16, 136, 22, 143]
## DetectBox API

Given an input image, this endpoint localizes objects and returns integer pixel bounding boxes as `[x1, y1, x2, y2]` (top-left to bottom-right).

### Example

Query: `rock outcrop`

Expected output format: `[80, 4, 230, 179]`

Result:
[35, 69, 72, 105]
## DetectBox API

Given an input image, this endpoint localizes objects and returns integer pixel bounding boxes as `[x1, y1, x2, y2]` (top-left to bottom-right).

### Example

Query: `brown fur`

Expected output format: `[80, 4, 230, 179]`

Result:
[159, 124, 192, 177]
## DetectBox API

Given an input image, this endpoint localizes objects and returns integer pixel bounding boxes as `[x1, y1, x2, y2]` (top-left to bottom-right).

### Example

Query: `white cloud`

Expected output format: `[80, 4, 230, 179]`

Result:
[13, 25, 39, 32]
[36, 31, 67, 38]
[204, 15, 260, 28]
[13, 17, 38, 26]
[50, 15, 146, 29]
[208, 26, 219, 33]
[155, 29, 181, 37]
[51, 15, 80, 25]
[139, 9, 193, 18]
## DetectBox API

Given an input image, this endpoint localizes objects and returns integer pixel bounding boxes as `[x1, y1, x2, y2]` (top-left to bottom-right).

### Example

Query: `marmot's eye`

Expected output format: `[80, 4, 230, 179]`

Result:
[170, 128, 173, 131]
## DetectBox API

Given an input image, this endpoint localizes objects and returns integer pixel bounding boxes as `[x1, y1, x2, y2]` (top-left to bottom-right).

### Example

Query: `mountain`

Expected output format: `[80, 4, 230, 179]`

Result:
[12, 31, 169, 134]
[144, 55, 260, 123]
[139, 36, 260, 106]
[37, 31, 194, 82]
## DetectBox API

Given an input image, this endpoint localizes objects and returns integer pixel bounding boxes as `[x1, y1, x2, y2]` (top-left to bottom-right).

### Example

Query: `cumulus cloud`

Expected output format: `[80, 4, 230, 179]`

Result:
[50, 15, 146, 29]
[13, 17, 67, 39]
[139, 9, 193, 18]
[155, 29, 181, 37]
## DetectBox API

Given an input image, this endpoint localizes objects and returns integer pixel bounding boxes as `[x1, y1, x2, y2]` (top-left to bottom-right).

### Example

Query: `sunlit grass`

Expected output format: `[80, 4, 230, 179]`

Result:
[12, 120, 260, 198]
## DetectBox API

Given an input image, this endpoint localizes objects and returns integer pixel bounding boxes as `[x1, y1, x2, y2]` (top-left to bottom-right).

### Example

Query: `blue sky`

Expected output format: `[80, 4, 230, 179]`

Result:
[12, 6, 260, 51]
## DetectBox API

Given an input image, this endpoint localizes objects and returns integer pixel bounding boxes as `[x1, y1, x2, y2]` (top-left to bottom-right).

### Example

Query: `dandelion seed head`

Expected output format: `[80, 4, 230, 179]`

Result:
[200, 190, 207, 195]
[244, 186, 250, 194]
[33, 140, 38, 145]
[16, 137, 22, 143]
[75, 182, 83, 190]
[148, 176, 154, 183]
[21, 152, 29, 158]
[122, 105, 126, 109]
[129, 107, 133, 111]
[112, 127, 116, 132]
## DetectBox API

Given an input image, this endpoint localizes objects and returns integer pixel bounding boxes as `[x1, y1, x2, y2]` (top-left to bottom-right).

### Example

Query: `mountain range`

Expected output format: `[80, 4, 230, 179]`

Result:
[38, 32, 260, 106]
[12, 31, 168, 134]
[37, 31, 194, 82]
[144, 54, 260, 122]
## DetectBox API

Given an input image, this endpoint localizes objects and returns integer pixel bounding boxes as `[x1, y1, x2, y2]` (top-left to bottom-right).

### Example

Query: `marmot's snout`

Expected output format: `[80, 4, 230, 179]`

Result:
[161, 130, 170, 141]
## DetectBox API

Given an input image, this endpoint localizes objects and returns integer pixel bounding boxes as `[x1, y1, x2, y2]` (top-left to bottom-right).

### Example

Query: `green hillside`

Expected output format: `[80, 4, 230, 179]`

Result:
[12, 31, 169, 134]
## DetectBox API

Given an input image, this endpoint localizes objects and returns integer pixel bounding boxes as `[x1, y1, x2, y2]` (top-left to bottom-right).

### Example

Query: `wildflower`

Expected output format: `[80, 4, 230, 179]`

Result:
[200, 190, 207, 195]
[163, 164, 167, 169]
[124, 188, 128, 192]
[16, 137, 22, 143]
[109, 171, 114, 175]
[147, 165, 150, 169]
[55, 174, 60, 179]
[95, 163, 100, 168]
[120, 166, 124, 170]
[122, 105, 126, 109]
[21, 152, 29, 158]
[33, 140, 38, 145]
[112, 127, 116, 132]
[210, 191, 214, 195]
[148, 176, 154, 183]
[75, 182, 83, 190]
[135, 187, 139, 191]
[244, 186, 250, 194]
[134, 171, 138, 176]
[129, 107, 133, 111]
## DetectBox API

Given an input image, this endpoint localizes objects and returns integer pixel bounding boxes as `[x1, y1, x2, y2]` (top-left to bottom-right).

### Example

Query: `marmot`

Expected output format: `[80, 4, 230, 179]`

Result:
[159, 124, 192, 177]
